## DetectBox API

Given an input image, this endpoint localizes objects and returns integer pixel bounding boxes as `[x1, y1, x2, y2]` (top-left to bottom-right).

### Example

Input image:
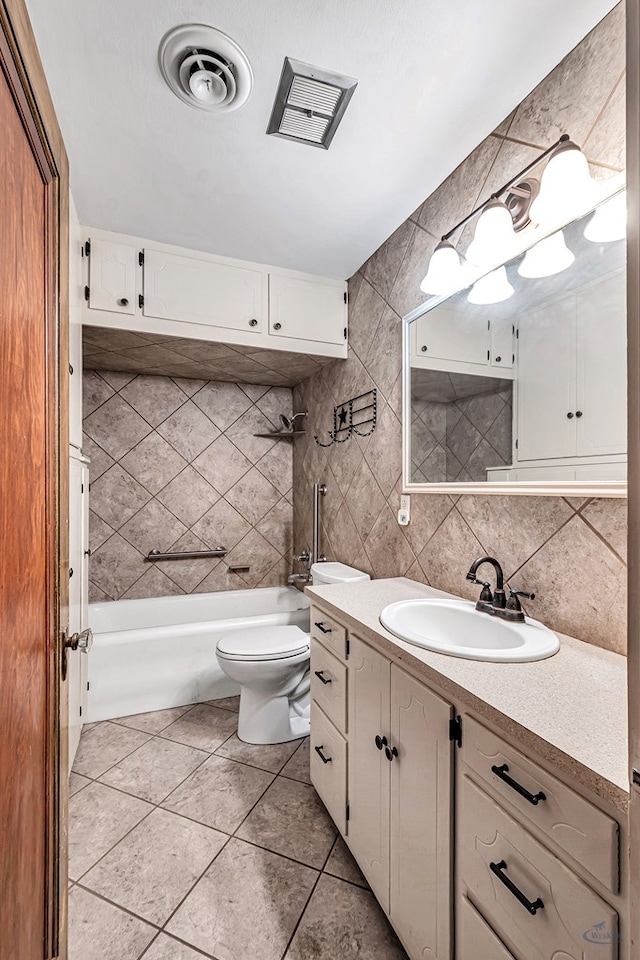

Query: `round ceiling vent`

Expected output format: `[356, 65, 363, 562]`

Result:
[159, 24, 253, 113]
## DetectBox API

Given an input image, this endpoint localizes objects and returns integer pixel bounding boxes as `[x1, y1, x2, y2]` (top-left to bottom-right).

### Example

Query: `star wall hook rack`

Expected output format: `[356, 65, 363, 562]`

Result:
[314, 389, 377, 447]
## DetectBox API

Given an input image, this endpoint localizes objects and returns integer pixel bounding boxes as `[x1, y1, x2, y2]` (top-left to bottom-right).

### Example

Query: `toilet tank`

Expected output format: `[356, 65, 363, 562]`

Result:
[310, 562, 371, 585]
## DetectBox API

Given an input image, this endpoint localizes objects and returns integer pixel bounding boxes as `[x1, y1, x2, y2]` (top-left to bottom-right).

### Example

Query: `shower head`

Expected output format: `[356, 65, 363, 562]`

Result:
[279, 411, 308, 432]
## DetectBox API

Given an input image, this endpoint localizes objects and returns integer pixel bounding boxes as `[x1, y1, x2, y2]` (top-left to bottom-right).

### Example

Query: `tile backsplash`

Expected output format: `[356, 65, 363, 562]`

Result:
[83, 371, 293, 601]
[293, 3, 628, 654]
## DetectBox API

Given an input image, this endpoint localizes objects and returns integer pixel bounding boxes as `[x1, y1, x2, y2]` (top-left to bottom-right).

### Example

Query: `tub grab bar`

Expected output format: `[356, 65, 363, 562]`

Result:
[146, 547, 227, 562]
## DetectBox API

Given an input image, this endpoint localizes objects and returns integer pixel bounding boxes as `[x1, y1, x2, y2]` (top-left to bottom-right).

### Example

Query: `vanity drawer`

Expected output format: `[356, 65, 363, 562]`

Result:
[459, 775, 619, 960]
[310, 700, 347, 834]
[311, 638, 347, 733]
[461, 716, 619, 892]
[457, 896, 516, 960]
[310, 606, 348, 662]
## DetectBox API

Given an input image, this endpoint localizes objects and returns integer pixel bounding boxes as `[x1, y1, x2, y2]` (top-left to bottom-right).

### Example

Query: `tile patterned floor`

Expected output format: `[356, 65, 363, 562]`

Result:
[69, 698, 408, 960]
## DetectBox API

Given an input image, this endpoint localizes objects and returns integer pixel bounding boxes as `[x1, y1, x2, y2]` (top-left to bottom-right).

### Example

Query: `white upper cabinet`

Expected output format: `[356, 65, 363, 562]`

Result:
[87, 238, 137, 315]
[142, 249, 266, 334]
[415, 303, 490, 366]
[490, 316, 514, 370]
[269, 273, 346, 345]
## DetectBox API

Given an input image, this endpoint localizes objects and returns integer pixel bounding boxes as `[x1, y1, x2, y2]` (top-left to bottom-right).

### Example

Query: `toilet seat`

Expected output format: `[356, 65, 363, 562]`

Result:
[216, 625, 310, 662]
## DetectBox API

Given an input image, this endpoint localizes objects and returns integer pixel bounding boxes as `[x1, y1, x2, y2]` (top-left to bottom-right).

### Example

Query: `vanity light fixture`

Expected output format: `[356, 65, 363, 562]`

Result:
[420, 133, 593, 299]
[518, 228, 575, 279]
[467, 266, 514, 305]
[584, 190, 627, 243]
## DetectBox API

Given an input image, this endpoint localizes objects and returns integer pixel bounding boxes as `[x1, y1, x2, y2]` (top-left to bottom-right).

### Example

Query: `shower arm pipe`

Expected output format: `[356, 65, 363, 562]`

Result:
[312, 483, 327, 565]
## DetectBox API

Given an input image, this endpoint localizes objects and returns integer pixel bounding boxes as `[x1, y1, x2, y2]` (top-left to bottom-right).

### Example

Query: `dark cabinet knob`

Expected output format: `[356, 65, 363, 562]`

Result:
[567, 412, 574, 419]
[249, 318, 258, 327]
[385, 745, 399, 761]
[273, 322, 282, 331]
[374, 735, 388, 751]
[117, 297, 129, 307]
[495, 356, 502, 363]
[576, 410, 583, 418]
[421, 345, 427, 352]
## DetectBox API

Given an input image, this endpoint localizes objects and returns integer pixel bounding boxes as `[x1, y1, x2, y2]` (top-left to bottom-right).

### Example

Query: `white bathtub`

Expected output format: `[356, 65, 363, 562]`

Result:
[86, 587, 311, 722]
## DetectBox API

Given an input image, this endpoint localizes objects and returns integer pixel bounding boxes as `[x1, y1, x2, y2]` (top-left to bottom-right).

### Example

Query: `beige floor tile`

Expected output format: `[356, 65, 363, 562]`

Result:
[68, 886, 156, 960]
[81, 808, 227, 925]
[284, 874, 408, 960]
[72, 722, 151, 779]
[236, 777, 336, 868]
[166, 838, 317, 960]
[280, 738, 311, 784]
[162, 754, 273, 833]
[69, 772, 91, 797]
[142, 933, 214, 960]
[111, 704, 194, 734]
[207, 695, 240, 712]
[324, 835, 368, 888]
[99, 737, 209, 803]
[69, 782, 152, 880]
[214, 733, 299, 774]
[160, 703, 238, 752]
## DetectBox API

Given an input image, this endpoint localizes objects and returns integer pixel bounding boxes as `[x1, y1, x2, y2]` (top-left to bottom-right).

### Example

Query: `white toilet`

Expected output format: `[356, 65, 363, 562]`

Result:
[215, 562, 370, 744]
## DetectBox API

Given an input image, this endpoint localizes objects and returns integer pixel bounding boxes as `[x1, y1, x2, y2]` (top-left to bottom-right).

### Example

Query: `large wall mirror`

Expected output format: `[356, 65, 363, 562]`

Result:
[403, 184, 627, 497]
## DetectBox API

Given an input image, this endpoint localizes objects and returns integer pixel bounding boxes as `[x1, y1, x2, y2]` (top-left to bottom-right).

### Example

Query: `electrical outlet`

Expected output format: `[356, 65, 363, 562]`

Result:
[397, 508, 410, 526]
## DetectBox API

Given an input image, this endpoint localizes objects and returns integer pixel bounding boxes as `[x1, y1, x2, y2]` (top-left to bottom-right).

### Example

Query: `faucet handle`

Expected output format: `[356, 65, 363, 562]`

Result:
[467, 573, 493, 603]
[507, 589, 535, 613]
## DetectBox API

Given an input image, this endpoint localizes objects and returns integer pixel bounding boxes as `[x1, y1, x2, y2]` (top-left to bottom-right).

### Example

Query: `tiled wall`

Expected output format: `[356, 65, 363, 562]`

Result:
[83, 372, 293, 601]
[293, 3, 628, 654]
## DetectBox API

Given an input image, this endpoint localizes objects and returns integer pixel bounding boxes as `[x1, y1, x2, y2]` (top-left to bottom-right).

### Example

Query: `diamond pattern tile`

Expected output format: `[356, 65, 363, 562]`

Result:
[120, 433, 187, 494]
[84, 394, 152, 460]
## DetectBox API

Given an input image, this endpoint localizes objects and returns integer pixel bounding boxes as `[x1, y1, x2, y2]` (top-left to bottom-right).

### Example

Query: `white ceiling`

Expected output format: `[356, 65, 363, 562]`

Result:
[26, 0, 618, 278]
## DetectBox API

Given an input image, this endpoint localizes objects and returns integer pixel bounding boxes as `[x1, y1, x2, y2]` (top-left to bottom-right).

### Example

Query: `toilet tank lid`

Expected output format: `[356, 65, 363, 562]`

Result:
[311, 561, 371, 584]
[217, 625, 310, 660]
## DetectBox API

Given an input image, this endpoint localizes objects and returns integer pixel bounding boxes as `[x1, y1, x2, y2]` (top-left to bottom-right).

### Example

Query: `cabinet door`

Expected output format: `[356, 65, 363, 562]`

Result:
[269, 273, 346, 345]
[310, 701, 348, 834]
[389, 666, 453, 960]
[491, 317, 514, 369]
[415, 303, 490, 366]
[143, 249, 265, 333]
[347, 636, 391, 911]
[516, 297, 576, 461]
[576, 271, 626, 457]
[88, 237, 137, 315]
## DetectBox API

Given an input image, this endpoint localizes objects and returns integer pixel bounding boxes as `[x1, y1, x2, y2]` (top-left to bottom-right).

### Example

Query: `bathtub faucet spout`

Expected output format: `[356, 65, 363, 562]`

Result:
[287, 572, 311, 585]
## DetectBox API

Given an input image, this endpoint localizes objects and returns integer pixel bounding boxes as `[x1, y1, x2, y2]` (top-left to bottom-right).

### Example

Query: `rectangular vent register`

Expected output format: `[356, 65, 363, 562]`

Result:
[267, 57, 358, 149]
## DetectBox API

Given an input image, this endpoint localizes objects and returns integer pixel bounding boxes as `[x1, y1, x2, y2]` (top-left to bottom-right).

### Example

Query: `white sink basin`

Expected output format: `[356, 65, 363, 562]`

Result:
[379, 598, 559, 663]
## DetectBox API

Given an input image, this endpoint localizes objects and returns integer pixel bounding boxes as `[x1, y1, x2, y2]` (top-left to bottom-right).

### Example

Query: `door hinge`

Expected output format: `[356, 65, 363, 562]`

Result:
[449, 714, 462, 748]
[84, 285, 90, 302]
[344, 291, 348, 304]
[343, 326, 347, 340]
[138, 294, 144, 309]
[345, 637, 350, 657]
[346, 803, 350, 822]
[138, 250, 144, 266]
[84, 240, 91, 257]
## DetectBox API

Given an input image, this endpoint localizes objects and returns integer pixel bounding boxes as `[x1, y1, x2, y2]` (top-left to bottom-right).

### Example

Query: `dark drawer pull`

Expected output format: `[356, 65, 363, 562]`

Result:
[489, 860, 544, 916]
[314, 745, 332, 764]
[314, 621, 332, 634]
[314, 670, 332, 685]
[491, 763, 546, 806]
[374, 735, 388, 751]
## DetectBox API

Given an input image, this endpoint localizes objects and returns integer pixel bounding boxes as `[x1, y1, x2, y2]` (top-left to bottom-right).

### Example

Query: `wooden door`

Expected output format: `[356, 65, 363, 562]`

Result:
[389, 665, 453, 960]
[347, 636, 391, 910]
[0, 3, 68, 958]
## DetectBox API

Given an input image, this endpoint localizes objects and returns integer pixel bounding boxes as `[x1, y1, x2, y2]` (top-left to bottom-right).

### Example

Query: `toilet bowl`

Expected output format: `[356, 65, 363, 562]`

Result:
[216, 562, 370, 744]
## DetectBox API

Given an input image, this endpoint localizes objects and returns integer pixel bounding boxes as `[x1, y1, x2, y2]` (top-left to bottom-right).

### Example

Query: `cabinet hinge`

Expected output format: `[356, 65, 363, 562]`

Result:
[487, 350, 490, 361]
[516, 328, 519, 339]
[512, 354, 515, 364]
[346, 803, 350, 822]
[449, 714, 462, 748]
[81, 483, 84, 494]
[344, 291, 348, 304]
[138, 294, 144, 309]
[84, 240, 90, 257]
[79, 706, 82, 717]
[87, 681, 90, 691]
[487, 320, 490, 330]
[343, 326, 347, 340]
[84, 285, 90, 302]
[515, 438, 518, 450]
[345, 637, 350, 658]
[138, 250, 144, 266]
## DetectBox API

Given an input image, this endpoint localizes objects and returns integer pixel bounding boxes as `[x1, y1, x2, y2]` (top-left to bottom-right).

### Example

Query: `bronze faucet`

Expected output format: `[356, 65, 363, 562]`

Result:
[466, 556, 535, 623]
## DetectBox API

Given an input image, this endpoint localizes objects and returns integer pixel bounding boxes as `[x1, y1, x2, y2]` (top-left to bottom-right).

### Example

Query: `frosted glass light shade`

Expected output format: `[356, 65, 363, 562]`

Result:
[518, 229, 575, 279]
[467, 267, 514, 305]
[466, 198, 515, 267]
[529, 141, 595, 227]
[584, 191, 626, 243]
[420, 241, 463, 296]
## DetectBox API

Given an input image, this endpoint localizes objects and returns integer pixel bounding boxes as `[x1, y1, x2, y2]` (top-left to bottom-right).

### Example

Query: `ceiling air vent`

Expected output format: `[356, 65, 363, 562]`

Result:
[159, 24, 253, 113]
[267, 58, 357, 149]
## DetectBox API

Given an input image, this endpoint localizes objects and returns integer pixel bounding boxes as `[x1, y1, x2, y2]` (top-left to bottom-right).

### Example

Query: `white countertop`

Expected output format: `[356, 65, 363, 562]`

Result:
[306, 577, 629, 813]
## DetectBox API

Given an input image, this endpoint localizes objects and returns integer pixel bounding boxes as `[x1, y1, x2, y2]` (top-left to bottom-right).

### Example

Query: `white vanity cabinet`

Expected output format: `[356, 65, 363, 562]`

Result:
[310, 616, 454, 960]
[516, 270, 626, 463]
